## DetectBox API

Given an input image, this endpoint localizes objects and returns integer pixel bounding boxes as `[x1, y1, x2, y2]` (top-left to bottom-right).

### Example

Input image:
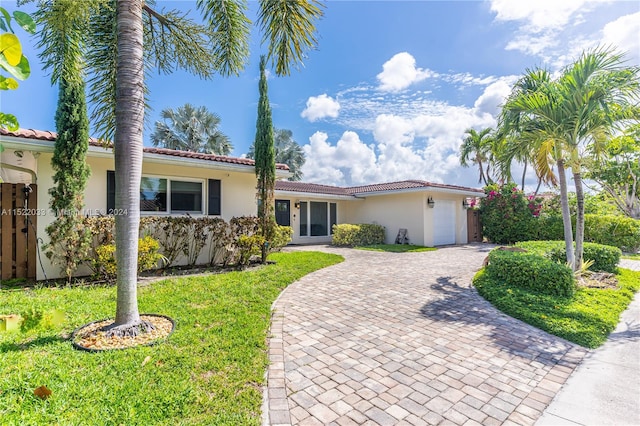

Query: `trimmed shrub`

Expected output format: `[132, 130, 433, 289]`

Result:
[536, 214, 640, 253]
[486, 249, 575, 297]
[516, 240, 621, 273]
[332, 223, 385, 246]
[93, 236, 164, 280]
[480, 183, 541, 244]
[270, 225, 293, 253]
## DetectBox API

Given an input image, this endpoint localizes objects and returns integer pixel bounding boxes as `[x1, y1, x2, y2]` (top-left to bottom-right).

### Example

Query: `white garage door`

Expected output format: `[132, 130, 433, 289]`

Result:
[432, 199, 456, 246]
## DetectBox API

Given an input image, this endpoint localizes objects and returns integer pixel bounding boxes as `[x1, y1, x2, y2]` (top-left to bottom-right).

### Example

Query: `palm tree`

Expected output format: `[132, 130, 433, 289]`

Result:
[459, 127, 495, 186]
[151, 103, 232, 155]
[500, 47, 640, 270]
[36, 0, 324, 335]
[248, 128, 306, 180]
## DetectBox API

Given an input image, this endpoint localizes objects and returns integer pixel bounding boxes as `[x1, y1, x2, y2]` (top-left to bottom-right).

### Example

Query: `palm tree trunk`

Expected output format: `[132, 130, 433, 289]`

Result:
[478, 159, 487, 186]
[112, 0, 144, 330]
[534, 176, 543, 197]
[557, 159, 575, 269]
[573, 169, 585, 270]
[521, 161, 527, 191]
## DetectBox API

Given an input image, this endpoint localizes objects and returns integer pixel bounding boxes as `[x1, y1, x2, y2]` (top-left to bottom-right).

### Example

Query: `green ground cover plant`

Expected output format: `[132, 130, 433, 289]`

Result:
[473, 267, 640, 348]
[356, 244, 437, 253]
[0, 251, 342, 425]
[622, 253, 640, 260]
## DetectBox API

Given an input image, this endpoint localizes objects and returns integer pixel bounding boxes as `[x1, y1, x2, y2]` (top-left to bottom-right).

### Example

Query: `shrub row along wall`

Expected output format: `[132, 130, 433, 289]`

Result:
[536, 214, 640, 253]
[82, 216, 292, 280]
[332, 224, 385, 246]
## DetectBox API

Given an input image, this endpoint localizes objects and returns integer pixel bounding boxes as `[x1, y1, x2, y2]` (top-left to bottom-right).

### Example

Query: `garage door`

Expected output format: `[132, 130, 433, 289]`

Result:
[432, 199, 456, 246]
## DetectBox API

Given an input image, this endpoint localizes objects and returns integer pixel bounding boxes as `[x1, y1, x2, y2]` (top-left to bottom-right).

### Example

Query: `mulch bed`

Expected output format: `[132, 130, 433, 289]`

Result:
[71, 314, 175, 351]
[577, 272, 619, 289]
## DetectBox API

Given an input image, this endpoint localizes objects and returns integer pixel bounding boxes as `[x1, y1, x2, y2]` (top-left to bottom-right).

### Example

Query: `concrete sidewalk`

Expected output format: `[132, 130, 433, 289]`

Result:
[537, 259, 640, 426]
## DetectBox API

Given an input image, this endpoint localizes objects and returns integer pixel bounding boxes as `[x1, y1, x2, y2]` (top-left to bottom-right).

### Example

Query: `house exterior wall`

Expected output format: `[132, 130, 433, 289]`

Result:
[345, 192, 470, 247]
[34, 153, 260, 280]
[345, 192, 427, 245]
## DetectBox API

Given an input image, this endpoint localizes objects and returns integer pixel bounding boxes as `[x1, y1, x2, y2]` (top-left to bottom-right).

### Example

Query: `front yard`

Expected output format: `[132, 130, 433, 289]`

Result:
[474, 267, 640, 348]
[0, 251, 343, 425]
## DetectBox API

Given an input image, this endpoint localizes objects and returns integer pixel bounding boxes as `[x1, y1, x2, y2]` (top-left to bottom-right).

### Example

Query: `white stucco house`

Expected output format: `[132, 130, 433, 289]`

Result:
[0, 128, 483, 280]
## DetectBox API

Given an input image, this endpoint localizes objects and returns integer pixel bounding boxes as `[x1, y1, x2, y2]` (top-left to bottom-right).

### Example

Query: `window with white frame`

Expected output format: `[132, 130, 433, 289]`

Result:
[299, 201, 337, 236]
[107, 171, 209, 214]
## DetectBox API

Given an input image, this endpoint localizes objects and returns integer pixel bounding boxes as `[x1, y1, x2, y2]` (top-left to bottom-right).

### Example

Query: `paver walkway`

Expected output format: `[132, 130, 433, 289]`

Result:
[265, 244, 588, 425]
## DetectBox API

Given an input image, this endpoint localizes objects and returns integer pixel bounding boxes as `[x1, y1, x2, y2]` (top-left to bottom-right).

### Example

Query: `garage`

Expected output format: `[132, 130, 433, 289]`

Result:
[432, 199, 456, 245]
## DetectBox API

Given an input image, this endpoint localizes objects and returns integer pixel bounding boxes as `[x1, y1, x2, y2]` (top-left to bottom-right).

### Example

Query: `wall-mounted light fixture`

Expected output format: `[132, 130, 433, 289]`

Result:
[427, 196, 435, 208]
[462, 199, 470, 209]
[294, 201, 300, 209]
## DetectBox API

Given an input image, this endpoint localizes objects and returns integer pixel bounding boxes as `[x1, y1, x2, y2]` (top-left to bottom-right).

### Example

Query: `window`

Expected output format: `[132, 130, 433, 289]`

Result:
[107, 171, 208, 214]
[171, 180, 202, 213]
[300, 201, 308, 236]
[140, 177, 167, 212]
[208, 179, 221, 215]
[299, 201, 337, 237]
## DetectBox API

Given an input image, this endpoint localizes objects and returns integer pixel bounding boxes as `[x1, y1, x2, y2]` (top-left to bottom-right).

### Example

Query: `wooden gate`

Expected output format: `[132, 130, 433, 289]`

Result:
[0, 183, 38, 280]
[467, 209, 482, 243]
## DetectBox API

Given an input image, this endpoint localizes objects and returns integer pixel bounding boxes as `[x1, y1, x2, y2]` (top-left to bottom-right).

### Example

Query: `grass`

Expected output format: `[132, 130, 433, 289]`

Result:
[0, 251, 343, 425]
[356, 244, 437, 253]
[473, 267, 640, 349]
[622, 253, 640, 260]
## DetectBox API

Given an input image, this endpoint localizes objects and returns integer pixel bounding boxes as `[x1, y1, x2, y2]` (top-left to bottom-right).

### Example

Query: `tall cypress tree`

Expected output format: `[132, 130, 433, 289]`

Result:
[254, 55, 276, 263]
[45, 74, 92, 282]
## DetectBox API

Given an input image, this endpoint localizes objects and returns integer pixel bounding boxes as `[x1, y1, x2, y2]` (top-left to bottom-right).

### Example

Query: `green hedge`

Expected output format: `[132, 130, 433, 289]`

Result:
[537, 214, 640, 252]
[516, 240, 621, 273]
[486, 249, 575, 297]
[332, 223, 385, 246]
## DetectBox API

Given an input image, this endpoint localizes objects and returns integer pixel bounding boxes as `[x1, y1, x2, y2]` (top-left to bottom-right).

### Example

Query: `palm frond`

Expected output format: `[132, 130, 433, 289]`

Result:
[197, 0, 250, 77]
[257, 0, 324, 76]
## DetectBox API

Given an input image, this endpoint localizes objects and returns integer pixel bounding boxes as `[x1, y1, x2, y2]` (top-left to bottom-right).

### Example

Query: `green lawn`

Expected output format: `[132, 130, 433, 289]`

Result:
[356, 244, 437, 253]
[622, 253, 640, 260]
[0, 251, 343, 425]
[473, 268, 640, 348]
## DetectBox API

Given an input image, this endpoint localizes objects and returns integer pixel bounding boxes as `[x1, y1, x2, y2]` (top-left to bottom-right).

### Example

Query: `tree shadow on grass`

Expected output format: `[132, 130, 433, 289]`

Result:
[419, 276, 586, 367]
[0, 335, 67, 353]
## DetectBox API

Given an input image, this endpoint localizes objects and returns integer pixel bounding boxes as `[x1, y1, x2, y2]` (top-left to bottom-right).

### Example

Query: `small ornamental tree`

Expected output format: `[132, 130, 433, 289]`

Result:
[480, 183, 541, 244]
[254, 55, 276, 263]
[44, 75, 92, 283]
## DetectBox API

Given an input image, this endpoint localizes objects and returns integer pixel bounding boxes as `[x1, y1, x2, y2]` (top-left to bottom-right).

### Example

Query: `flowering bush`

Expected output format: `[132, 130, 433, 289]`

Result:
[480, 183, 540, 244]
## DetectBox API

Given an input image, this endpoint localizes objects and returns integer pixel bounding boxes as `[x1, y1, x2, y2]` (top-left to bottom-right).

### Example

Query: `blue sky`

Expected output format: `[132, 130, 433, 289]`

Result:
[3, 0, 640, 189]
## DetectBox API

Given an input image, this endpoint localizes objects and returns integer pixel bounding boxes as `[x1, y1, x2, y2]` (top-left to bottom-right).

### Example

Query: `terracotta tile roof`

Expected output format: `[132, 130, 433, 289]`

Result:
[276, 179, 483, 197]
[347, 180, 484, 194]
[0, 128, 289, 170]
[275, 180, 352, 196]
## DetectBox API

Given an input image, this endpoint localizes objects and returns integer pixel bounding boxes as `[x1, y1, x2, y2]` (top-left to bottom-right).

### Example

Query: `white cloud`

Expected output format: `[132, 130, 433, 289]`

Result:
[300, 81, 503, 188]
[488, 0, 634, 67]
[301, 131, 377, 185]
[377, 52, 436, 92]
[473, 77, 518, 116]
[300, 94, 341, 122]
[603, 12, 640, 62]
[490, 0, 596, 31]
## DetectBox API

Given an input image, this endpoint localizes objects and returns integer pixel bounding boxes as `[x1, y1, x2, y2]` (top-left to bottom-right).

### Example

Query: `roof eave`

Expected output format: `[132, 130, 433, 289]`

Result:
[1, 134, 292, 177]
[352, 186, 485, 197]
[274, 190, 358, 200]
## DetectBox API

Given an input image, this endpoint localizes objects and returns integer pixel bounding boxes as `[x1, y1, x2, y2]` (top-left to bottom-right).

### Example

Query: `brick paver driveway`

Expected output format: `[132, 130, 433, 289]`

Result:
[265, 244, 588, 425]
